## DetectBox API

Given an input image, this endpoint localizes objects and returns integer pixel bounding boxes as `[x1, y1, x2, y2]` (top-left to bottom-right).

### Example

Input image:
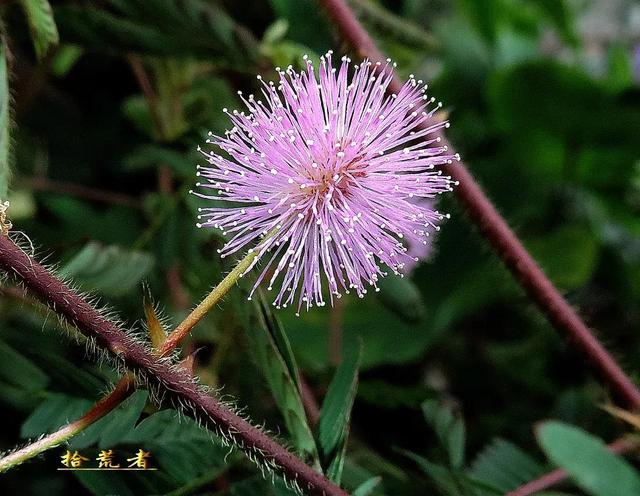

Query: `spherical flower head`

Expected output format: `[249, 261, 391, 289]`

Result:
[194, 52, 458, 314]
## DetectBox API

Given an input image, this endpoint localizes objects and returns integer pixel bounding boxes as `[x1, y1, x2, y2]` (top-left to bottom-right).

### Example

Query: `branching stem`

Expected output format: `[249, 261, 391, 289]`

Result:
[0, 235, 346, 496]
[0, 376, 135, 473]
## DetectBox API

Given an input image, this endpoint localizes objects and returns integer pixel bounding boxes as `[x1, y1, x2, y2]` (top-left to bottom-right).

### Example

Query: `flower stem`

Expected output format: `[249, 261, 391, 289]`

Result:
[317, 0, 640, 410]
[160, 248, 258, 356]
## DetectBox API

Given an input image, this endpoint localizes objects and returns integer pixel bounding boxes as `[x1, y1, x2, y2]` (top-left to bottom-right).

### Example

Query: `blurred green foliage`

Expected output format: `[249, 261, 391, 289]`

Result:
[1, 0, 640, 495]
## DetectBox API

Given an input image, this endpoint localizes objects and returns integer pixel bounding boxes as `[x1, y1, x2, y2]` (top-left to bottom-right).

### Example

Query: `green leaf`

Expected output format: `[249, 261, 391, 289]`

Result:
[402, 451, 460, 495]
[0, 341, 49, 394]
[74, 467, 175, 496]
[19, 0, 60, 60]
[263, 19, 290, 44]
[50, 44, 83, 77]
[317, 342, 361, 483]
[537, 421, 640, 496]
[607, 43, 634, 92]
[219, 475, 297, 495]
[97, 390, 148, 448]
[469, 438, 545, 494]
[376, 275, 425, 324]
[0, 38, 9, 198]
[268, 0, 333, 51]
[526, 226, 599, 289]
[55, 0, 253, 61]
[422, 399, 466, 468]
[59, 242, 155, 297]
[123, 144, 193, 178]
[74, 471, 137, 496]
[245, 293, 319, 466]
[67, 391, 147, 450]
[121, 409, 230, 484]
[282, 296, 435, 371]
[353, 476, 382, 496]
[21, 394, 91, 438]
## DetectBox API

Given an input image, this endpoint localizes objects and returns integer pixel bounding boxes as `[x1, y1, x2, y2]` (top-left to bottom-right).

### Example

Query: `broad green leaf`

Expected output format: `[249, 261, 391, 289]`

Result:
[59, 242, 154, 297]
[376, 275, 425, 324]
[422, 399, 466, 468]
[317, 342, 361, 483]
[469, 438, 545, 494]
[245, 294, 319, 466]
[537, 421, 640, 496]
[19, 0, 60, 60]
[0, 38, 9, 198]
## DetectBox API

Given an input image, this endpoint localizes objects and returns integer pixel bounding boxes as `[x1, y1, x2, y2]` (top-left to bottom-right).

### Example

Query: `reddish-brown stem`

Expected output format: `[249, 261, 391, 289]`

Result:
[0, 236, 346, 496]
[79, 375, 136, 424]
[166, 264, 190, 311]
[129, 57, 191, 315]
[299, 378, 321, 427]
[127, 54, 167, 140]
[18, 177, 142, 209]
[317, 0, 640, 409]
[507, 436, 639, 496]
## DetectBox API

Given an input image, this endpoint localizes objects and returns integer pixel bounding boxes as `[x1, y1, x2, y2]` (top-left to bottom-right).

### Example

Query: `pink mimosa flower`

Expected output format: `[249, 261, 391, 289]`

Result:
[194, 52, 458, 313]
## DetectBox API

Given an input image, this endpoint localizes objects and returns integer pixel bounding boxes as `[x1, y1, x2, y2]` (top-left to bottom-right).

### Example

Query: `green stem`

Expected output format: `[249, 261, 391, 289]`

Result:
[160, 226, 278, 356]
[159, 247, 258, 355]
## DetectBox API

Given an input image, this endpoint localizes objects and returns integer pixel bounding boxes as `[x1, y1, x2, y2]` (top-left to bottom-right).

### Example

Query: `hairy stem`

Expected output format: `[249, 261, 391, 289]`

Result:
[0, 231, 269, 471]
[0, 235, 346, 496]
[316, 0, 640, 410]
